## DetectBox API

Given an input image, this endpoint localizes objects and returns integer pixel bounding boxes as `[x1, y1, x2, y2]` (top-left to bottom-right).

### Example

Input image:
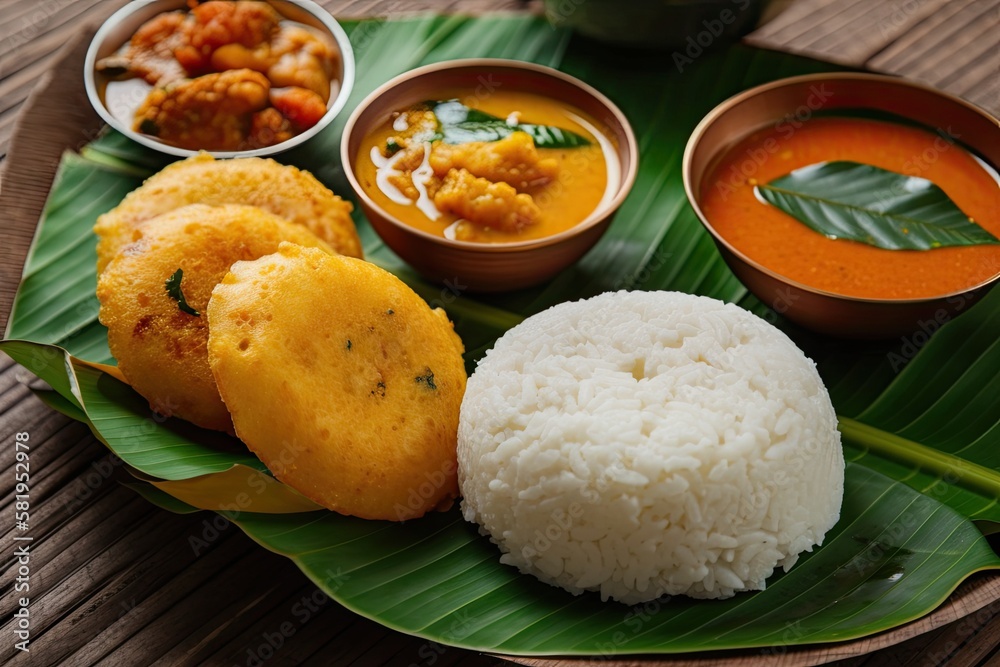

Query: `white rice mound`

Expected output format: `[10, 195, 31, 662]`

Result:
[457, 291, 844, 604]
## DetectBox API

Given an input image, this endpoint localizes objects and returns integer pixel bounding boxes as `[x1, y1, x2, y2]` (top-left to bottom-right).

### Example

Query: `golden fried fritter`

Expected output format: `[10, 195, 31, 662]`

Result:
[207, 244, 466, 520]
[94, 153, 360, 274]
[134, 69, 271, 151]
[97, 204, 334, 432]
[429, 131, 559, 190]
[434, 168, 540, 232]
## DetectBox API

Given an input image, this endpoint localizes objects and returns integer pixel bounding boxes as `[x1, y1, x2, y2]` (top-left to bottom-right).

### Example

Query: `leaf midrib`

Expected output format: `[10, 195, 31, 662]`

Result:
[838, 416, 1000, 500]
[758, 183, 990, 243]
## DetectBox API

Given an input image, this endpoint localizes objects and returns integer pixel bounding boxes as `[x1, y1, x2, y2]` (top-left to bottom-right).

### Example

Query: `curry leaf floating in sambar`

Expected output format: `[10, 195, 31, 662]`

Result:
[756, 161, 1000, 250]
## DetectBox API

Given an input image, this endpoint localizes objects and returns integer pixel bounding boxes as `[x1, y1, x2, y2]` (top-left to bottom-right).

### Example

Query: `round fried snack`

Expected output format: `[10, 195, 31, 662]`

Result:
[94, 152, 360, 273]
[97, 204, 334, 432]
[207, 244, 466, 520]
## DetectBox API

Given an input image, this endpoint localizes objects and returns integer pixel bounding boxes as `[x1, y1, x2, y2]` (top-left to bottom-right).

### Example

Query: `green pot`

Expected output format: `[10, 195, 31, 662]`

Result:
[544, 0, 771, 51]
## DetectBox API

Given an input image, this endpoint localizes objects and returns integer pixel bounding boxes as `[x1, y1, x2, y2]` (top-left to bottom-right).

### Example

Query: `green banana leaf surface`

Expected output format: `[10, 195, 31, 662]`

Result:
[2, 14, 999, 656]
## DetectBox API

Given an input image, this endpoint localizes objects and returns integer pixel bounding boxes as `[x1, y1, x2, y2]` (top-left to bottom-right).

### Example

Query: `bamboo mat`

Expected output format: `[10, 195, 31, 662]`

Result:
[745, 0, 999, 116]
[1, 1, 999, 666]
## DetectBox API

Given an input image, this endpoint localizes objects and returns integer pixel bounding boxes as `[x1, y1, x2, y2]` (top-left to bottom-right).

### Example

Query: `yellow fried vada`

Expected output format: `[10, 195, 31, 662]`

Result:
[206, 243, 466, 520]
[97, 204, 334, 432]
[94, 153, 360, 273]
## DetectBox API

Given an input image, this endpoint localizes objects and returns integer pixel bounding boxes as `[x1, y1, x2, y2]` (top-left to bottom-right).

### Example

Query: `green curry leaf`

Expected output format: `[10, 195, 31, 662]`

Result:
[426, 99, 591, 148]
[757, 161, 1000, 250]
[165, 268, 200, 317]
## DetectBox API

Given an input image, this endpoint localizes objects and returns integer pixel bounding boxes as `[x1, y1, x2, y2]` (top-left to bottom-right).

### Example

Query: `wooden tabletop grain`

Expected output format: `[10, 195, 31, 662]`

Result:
[1, 1, 999, 666]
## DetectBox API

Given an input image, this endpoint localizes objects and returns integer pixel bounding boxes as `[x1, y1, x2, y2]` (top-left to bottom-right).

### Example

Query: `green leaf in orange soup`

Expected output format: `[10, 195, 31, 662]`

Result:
[757, 160, 1000, 250]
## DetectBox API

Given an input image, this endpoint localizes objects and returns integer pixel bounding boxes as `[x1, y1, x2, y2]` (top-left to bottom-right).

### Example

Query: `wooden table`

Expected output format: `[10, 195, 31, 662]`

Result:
[1, 1, 998, 665]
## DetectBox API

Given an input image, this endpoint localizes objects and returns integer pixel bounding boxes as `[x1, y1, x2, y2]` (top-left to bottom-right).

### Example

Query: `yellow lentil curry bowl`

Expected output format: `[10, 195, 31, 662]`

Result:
[342, 59, 639, 292]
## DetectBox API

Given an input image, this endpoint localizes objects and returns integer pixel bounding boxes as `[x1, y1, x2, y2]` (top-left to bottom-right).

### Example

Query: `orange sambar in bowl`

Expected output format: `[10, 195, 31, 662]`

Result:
[700, 117, 1000, 300]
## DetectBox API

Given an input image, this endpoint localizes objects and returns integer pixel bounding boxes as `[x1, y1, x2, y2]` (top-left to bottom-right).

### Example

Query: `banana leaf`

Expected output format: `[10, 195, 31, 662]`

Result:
[2, 14, 999, 656]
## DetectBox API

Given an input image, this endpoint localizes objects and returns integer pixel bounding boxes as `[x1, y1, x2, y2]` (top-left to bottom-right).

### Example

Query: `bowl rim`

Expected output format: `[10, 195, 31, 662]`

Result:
[682, 71, 1000, 306]
[83, 0, 355, 159]
[340, 57, 639, 254]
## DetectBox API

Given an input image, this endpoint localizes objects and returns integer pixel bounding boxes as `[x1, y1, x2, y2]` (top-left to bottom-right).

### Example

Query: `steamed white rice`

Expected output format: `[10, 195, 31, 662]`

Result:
[457, 291, 844, 604]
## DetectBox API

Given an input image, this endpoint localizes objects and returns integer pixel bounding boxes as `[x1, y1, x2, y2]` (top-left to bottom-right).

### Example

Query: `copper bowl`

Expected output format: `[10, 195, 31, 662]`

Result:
[341, 59, 638, 292]
[84, 0, 355, 158]
[683, 73, 1000, 338]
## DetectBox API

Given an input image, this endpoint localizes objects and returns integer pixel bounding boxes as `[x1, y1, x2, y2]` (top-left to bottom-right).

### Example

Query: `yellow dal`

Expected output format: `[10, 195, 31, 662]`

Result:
[355, 89, 611, 243]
